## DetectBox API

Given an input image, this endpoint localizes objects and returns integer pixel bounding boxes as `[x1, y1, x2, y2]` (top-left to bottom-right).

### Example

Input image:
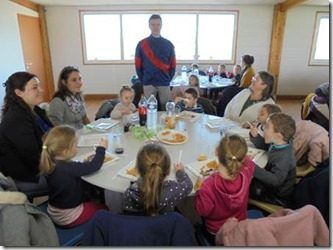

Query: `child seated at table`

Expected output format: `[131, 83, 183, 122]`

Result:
[175, 87, 204, 113]
[214, 64, 228, 78]
[111, 85, 137, 119]
[171, 74, 201, 103]
[195, 134, 255, 243]
[122, 143, 193, 215]
[249, 113, 296, 206]
[229, 64, 242, 85]
[39, 125, 108, 227]
[243, 103, 282, 144]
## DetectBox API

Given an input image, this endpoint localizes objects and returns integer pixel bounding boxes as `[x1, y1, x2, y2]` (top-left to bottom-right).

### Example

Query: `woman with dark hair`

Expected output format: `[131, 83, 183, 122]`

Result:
[0, 72, 53, 193]
[48, 66, 90, 129]
[224, 71, 275, 124]
[240, 54, 255, 88]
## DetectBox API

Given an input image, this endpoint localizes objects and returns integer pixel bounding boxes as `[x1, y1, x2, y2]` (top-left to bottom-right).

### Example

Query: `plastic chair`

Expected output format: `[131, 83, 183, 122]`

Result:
[38, 202, 88, 246]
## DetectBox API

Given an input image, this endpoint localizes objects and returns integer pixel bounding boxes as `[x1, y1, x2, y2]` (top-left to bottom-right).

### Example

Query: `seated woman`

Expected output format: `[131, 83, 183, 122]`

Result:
[224, 71, 275, 124]
[48, 66, 90, 129]
[0, 72, 53, 194]
[240, 54, 255, 88]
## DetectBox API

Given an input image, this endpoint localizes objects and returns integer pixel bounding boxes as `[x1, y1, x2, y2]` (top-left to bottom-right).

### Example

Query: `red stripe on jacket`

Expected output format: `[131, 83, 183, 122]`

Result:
[141, 38, 171, 73]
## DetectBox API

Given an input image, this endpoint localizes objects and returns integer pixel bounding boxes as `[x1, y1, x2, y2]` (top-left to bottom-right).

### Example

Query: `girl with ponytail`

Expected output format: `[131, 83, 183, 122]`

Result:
[123, 143, 193, 215]
[195, 134, 255, 242]
[40, 125, 108, 228]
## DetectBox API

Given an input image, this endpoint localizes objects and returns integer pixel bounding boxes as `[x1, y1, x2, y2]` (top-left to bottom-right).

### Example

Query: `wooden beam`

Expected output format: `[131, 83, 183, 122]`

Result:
[37, 5, 55, 101]
[280, 0, 308, 12]
[10, 0, 38, 12]
[268, 4, 287, 96]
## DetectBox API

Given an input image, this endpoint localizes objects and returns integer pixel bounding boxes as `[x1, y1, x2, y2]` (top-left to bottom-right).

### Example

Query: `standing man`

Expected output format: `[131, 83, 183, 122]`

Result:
[135, 14, 176, 111]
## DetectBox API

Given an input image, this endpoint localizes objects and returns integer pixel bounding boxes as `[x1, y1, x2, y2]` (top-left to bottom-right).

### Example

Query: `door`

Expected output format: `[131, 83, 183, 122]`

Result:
[17, 14, 50, 101]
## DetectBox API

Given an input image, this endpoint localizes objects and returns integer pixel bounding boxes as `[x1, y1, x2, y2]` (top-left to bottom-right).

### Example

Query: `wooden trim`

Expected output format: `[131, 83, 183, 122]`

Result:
[10, 0, 38, 12]
[280, 0, 308, 12]
[37, 5, 55, 101]
[84, 94, 119, 101]
[276, 95, 306, 100]
[268, 4, 287, 96]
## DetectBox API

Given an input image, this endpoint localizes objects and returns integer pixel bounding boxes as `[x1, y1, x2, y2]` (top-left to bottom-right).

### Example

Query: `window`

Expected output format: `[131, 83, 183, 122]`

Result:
[309, 12, 329, 66]
[80, 11, 238, 64]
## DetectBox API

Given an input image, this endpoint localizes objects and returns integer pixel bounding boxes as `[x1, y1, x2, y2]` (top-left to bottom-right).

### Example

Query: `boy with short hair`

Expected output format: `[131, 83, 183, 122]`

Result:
[250, 112, 296, 206]
[176, 87, 204, 113]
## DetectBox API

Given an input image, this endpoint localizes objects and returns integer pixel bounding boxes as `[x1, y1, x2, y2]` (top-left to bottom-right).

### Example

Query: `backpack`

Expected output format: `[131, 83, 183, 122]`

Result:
[95, 99, 119, 120]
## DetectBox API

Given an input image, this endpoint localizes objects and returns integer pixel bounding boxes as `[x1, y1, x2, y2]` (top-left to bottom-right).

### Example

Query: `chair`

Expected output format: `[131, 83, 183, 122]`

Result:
[38, 202, 88, 246]
[81, 210, 197, 246]
[95, 99, 119, 120]
[296, 163, 316, 178]
[197, 97, 216, 115]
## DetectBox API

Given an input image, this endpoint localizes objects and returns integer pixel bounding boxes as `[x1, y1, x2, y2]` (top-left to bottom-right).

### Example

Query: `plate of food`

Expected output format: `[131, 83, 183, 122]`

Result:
[186, 158, 219, 178]
[74, 150, 119, 169]
[157, 129, 188, 145]
[177, 111, 200, 122]
[117, 161, 140, 181]
[247, 147, 266, 162]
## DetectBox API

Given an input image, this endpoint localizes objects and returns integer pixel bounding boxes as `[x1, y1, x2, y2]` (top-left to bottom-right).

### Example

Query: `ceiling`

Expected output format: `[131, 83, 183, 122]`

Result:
[30, 0, 329, 6]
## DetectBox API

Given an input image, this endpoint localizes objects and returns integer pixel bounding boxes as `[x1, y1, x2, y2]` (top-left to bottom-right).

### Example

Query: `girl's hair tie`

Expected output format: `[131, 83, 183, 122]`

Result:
[231, 156, 237, 160]
[42, 145, 47, 150]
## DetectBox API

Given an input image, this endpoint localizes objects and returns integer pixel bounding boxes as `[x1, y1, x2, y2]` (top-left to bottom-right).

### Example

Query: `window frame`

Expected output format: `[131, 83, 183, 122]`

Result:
[308, 11, 329, 66]
[79, 10, 239, 65]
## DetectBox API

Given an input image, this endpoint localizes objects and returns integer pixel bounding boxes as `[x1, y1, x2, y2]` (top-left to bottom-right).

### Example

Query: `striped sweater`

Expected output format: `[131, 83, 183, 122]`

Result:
[135, 35, 176, 86]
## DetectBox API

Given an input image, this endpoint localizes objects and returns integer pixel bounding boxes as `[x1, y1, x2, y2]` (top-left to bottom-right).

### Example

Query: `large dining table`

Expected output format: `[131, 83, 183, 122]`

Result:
[78, 112, 268, 219]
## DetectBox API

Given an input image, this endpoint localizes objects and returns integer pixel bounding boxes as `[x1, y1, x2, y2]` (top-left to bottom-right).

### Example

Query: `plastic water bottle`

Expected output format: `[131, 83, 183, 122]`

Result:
[147, 94, 158, 130]
[165, 100, 175, 117]
[181, 65, 187, 81]
[138, 94, 147, 126]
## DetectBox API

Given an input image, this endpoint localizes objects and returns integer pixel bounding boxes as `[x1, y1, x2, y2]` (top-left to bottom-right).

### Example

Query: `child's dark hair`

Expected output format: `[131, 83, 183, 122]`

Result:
[262, 103, 282, 115]
[136, 143, 171, 215]
[39, 125, 77, 175]
[120, 85, 134, 96]
[216, 134, 248, 179]
[267, 113, 296, 142]
[185, 87, 199, 99]
[188, 74, 199, 87]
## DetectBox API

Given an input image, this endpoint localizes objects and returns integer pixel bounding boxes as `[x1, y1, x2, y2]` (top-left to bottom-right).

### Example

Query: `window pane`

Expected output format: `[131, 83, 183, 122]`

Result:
[314, 17, 329, 60]
[161, 14, 196, 60]
[122, 14, 151, 60]
[198, 14, 235, 60]
[83, 14, 121, 60]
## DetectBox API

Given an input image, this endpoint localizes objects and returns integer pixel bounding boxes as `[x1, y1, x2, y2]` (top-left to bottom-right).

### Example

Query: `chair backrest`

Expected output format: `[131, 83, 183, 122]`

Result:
[197, 97, 216, 115]
[82, 211, 197, 246]
[95, 99, 119, 120]
[301, 93, 315, 120]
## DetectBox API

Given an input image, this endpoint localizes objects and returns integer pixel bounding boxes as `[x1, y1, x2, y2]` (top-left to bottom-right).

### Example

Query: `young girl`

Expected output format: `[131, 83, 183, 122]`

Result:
[195, 134, 255, 242]
[123, 143, 193, 215]
[111, 86, 137, 119]
[40, 125, 108, 227]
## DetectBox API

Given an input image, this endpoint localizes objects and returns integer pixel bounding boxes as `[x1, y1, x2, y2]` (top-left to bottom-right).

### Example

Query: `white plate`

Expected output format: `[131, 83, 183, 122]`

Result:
[77, 133, 109, 147]
[178, 111, 200, 122]
[157, 129, 188, 145]
[117, 160, 200, 194]
[73, 150, 119, 169]
[247, 147, 266, 162]
[86, 118, 120, 132]
[186, 158, 219, 178]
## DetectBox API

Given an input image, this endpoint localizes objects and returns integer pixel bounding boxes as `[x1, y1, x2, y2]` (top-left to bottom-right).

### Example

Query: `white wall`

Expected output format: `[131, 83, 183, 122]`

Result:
[45, 4, 328, 96]
[278, 5, 329, 95]
[45, 5, 274, 94]
[0, 1, 38, 109]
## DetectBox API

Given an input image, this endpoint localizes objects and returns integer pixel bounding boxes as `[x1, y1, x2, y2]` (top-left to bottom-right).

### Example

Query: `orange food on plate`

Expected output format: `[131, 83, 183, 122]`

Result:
[127, 167, 139, 177]
[161, 130, 171, 136]
[162, 132, 187, 143]
[200, 160, 219, 176]
[197, 154, 208, 161]
[194, 178, 204, 191]
[84, 154, 113, 163]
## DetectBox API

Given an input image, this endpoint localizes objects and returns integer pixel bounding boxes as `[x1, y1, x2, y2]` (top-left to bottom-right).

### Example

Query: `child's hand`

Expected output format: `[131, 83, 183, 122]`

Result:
[98, 137, 108, 149]
[248, 122, 258, 137]
[174, 162, 184, 172]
